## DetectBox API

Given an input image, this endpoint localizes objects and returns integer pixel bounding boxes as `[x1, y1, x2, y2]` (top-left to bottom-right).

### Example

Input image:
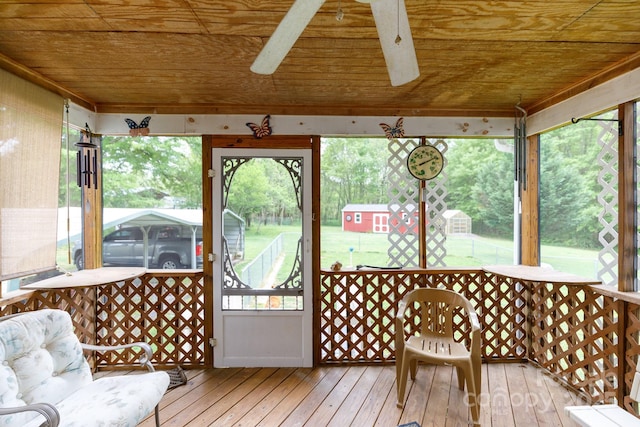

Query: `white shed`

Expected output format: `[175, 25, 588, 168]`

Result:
[443, 210, 472, 234]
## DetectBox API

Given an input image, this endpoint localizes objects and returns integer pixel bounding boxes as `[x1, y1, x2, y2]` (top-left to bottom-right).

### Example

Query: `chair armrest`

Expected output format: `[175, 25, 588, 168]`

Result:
[396, 299, 408, 323]
[457, 295, 481, 331]
[464, 302, 482, 355]
[81, 342, 156, 372]
[395, 299, 408, 354]
[467, 308, 481, 331]
[0, 402, 60, 426]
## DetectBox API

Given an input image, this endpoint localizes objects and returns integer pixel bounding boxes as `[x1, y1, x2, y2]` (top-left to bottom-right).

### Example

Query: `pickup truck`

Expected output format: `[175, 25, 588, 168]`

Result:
[73, 225, 203, 270]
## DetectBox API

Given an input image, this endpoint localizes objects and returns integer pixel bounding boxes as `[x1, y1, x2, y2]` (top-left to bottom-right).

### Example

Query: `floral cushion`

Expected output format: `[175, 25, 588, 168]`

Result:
[0, 309, 170, 427]
[22, 371, 170, 427]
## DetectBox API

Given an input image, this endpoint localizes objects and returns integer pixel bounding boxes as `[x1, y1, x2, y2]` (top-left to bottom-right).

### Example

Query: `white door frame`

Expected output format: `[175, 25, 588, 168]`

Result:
[211, 148, 312, 367]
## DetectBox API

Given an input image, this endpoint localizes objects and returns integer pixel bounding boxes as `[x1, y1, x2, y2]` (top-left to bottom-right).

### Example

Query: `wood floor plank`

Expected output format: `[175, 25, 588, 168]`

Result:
[505, 364, 537, 426]
[158, 369, 212, 410]
[325, 365, 384, 427]
[520, 363, 563, 426]
[351, 365, 396, 427]
[162, 368, 260, 426]
[304, 365, 367, 426]
[140, 370, 213, 426]
[399, 364, 435, 425]
[278, 366, 349, 427]
[479, 364, 492, 427]
[139, 368, 242, 427]
[254, 366, 337, 427]
[539, 366, 588, 426]
[231, 368, 314, 427]
[445, 367, 472, 427]
[373, 365, 415, 427]
[421, 365, 455, 427]
[129, 362, 587, 427]
[187, 368, 279, 426]
[488, 363, 516, 427]
[209, 368, 297, 427]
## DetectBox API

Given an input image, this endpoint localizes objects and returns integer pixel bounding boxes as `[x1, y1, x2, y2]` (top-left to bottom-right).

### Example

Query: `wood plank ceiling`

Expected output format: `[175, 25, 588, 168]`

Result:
[0, 0, 639, 116]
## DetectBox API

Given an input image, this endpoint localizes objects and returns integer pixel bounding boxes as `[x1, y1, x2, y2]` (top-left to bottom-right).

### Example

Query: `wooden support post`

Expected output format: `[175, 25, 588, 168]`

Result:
[312, 135, 321, 366]
[202, 135, 214, 367]
[81, 135, 103, 270]
[521, 134, 540, 266]
[617, 299, 627, 405]
[618, 101, 637, 292]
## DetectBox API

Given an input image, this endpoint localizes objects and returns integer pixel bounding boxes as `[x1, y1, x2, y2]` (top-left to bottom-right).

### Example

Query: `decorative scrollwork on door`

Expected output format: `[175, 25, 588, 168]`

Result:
[274, 158, 303, 211]
[221, 156, 304, 310]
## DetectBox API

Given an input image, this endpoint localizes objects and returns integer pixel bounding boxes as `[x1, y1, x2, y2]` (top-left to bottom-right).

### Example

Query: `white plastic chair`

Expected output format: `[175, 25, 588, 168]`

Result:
[395, 288, 482, 426]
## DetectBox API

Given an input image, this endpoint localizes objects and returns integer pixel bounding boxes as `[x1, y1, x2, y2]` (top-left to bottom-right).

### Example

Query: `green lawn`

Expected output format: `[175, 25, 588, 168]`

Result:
[238, 224, 600, 279]
[57, 224, 600, 280]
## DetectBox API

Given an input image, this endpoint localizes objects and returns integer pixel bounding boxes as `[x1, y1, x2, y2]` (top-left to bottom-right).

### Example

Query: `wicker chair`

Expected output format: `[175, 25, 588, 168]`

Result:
[395, 287, 482, 426]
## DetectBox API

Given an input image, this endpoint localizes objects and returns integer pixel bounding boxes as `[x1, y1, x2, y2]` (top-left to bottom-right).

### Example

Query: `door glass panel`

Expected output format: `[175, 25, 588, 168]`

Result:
[221, 156, 304, 310]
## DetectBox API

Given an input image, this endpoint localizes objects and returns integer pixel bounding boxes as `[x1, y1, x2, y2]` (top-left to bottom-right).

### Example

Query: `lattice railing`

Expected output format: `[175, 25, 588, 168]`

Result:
[0, 271, 205, 370]
[318, 269, 526, 364]
[529, 283, 621, 403]
[317, 268, 640, 414]
[3, 268, 640, 414]
[0, 287, 96, 343]
[94, 271, 206, 369]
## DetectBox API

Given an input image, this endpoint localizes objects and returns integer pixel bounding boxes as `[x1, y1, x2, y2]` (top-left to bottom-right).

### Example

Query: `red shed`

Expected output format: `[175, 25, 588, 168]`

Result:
[342, 204, 388, 233]
[342, 204, 420, 234]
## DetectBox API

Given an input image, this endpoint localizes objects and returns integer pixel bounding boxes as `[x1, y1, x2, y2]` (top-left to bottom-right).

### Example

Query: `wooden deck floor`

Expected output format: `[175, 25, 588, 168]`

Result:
[131, 363, 586, 427]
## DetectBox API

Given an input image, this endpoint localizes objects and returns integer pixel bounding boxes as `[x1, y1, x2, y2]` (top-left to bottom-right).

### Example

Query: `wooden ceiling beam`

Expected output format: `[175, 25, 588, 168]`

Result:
[526, 51, 640, 115]
[92, 102, 513, 117]
[0, 52, 96, 111]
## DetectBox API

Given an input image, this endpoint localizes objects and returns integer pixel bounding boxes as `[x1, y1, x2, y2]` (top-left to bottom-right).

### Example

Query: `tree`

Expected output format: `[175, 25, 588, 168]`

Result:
[160, 137, 203, 208]
[471, 152, 514, 238]
[226, 159, 269, 227]
[540, 120, 605, 248]
[263, 159, 300, 225]
[101, 136, 202, 208]
[447, 139, 514, 237]
[539, 153, 591, 245]
[320, 138, 390, 222]
[84, 129, 606, 250]
[446, 130, 603, 248]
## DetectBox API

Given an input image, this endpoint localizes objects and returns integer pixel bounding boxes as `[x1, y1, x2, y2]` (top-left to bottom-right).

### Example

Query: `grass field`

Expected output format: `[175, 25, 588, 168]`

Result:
[320, 228, 599, 278]
[55, 224, 601, 281]
[235, 224, 600, 281]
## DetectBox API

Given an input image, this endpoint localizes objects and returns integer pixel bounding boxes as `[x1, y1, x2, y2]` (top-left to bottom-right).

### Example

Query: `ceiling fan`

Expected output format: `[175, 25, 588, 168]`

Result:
[250, 0, 420, 87]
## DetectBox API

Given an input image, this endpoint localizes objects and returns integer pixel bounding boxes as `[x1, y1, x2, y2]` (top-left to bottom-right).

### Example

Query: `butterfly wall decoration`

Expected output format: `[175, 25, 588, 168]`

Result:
[246, 115, 272, 139]
[380, 117, 405, 140]
[125, 116, 151, 136]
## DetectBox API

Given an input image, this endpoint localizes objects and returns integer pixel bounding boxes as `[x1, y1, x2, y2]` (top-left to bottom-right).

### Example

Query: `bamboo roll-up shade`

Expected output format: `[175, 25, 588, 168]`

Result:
[0, 69, 63, 281]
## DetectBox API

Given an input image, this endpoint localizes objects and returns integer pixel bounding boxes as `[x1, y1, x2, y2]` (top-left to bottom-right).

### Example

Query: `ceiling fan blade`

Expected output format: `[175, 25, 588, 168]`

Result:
[251, 0, 326, 75]
[370, 0, 419, 86]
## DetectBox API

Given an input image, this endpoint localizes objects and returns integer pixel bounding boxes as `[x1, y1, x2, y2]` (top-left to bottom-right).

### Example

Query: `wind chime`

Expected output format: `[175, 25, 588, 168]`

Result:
[75, 123, 98, 189]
